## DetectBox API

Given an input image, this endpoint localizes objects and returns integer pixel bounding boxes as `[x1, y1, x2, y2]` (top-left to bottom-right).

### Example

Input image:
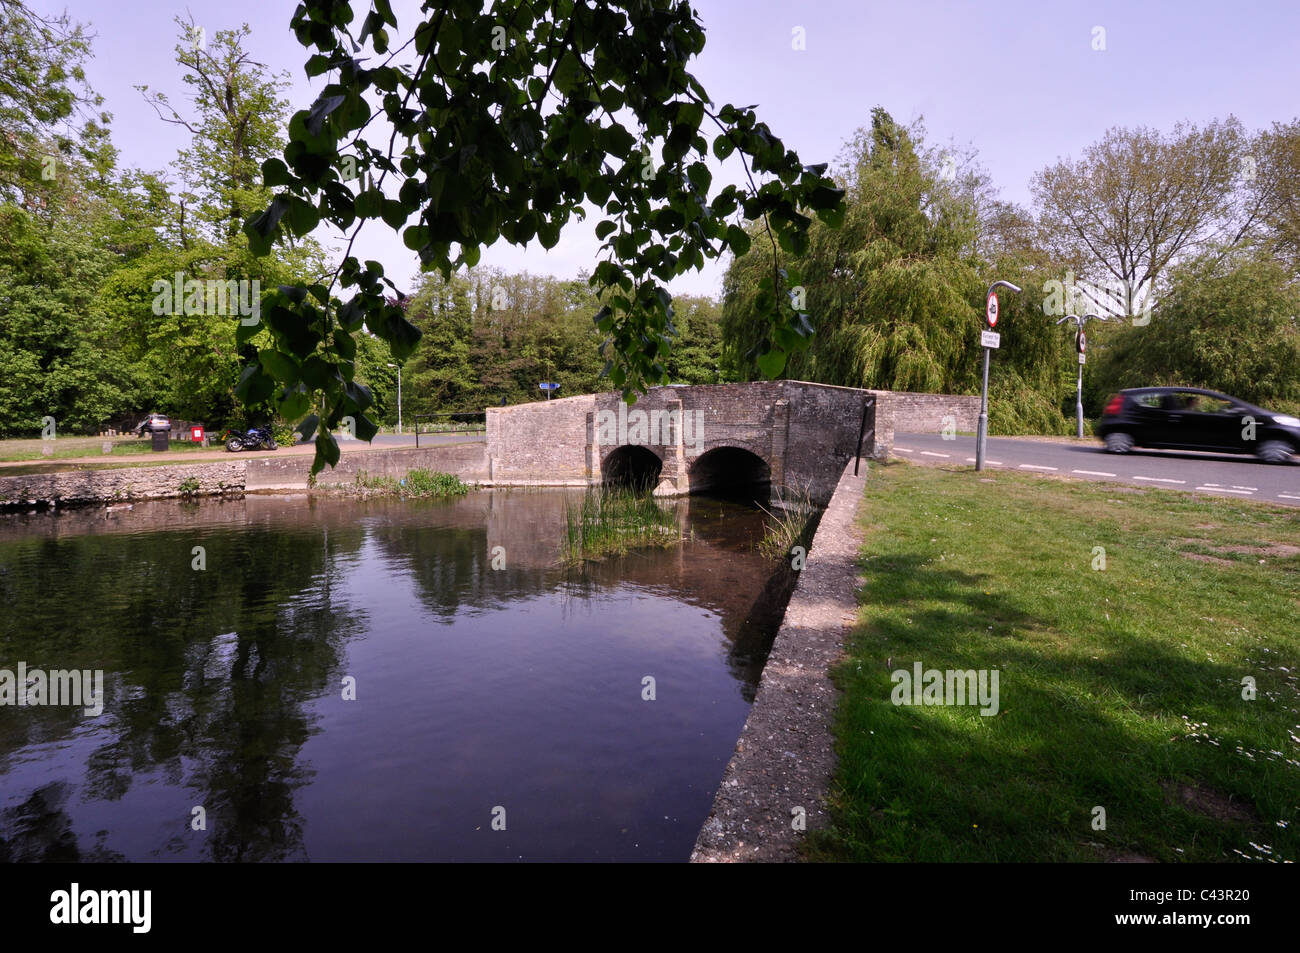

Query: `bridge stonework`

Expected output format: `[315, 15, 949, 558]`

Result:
[485, 381, 980, 503]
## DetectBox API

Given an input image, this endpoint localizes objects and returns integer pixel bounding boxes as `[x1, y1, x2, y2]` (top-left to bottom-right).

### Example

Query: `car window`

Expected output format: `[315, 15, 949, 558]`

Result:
[1134, 394, 1163, 409]
[1184, 395, 1232, 414]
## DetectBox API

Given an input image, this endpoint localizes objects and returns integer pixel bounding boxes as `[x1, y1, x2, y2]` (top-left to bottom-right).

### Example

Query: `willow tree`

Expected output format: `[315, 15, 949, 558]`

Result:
[243, 0, 844, 474]
[723, 108, 981, 389]
[721, 107, 1075, 432]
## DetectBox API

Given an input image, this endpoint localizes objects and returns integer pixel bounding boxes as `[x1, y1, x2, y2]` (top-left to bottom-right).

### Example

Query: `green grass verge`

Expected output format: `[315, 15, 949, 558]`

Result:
[0, 436, 212, 462]
[809, 461, 1300, 863]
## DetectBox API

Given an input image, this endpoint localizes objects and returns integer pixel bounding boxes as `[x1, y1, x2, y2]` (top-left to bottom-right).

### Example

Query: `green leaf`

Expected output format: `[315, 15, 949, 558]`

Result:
[350, 413, 379, 442]
[262, 158, 292, 186]
[294, 414, 320, 442]
[313, 431, 340, 473]
[286, 197, 320, 235]
[726, 225, 751, 256]
[756, 348, 787, 379]
[306, 94, 345, 136]
[258, 350, 301, 386]
[687, 162, 711, 194]
[278, 389, 312, 421]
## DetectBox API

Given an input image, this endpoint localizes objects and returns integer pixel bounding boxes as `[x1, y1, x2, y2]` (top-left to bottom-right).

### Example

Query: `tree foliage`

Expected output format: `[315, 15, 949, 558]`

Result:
[243, 0, 844, 472]
[1031, 119, 1259, 318]
[721, 108, 1075, 432]
[395, 266, 727, 419]
[1090, 249, 1300, 414]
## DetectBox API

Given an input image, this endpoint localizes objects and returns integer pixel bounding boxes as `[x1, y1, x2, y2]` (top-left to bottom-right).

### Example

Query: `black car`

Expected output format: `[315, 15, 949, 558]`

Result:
[1096, 387, 1300, 462]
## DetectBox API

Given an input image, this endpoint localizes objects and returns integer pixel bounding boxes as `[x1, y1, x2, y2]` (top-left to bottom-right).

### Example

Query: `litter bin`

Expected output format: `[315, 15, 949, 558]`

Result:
[151, 430, 169, 452]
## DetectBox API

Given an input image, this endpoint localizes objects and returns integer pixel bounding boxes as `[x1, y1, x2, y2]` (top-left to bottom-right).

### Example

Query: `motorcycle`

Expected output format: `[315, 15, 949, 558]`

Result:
[222, 426, 278, 452]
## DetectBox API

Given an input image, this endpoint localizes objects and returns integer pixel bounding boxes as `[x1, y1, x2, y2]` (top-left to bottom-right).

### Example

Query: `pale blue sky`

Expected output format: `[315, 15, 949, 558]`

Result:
[56, 0, 1300, 297]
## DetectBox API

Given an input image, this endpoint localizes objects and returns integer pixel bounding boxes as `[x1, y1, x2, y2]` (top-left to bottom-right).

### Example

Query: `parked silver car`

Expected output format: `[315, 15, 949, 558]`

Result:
[134, 413, 171, 436]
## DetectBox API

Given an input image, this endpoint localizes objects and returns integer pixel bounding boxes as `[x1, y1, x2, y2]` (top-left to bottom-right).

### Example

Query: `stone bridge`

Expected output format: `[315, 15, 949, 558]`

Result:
[485, 381, 979, 503]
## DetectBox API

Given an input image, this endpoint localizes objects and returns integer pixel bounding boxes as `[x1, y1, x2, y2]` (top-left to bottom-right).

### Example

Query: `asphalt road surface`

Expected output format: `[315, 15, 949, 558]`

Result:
[892, 432, 1300, 508]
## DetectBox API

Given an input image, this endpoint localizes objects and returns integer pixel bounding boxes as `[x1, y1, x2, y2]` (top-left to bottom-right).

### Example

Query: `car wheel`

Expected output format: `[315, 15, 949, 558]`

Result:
[225, 437, 244, 453]
[1104, 432, 1134, 454]
[1256, 440, 1294, 464]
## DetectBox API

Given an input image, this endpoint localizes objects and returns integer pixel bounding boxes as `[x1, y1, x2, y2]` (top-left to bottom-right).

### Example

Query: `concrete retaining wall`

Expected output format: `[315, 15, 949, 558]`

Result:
[691, 457, 869, 862]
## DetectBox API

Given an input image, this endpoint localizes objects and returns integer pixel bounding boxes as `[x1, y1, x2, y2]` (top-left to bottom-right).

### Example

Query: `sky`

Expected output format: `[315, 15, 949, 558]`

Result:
[53, 0, 1300, 298]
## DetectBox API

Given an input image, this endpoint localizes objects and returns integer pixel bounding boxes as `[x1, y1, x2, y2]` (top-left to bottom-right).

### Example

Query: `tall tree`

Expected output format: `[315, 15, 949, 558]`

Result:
[139, 17, 293, 246]
[1030, 119, 1258, 318]
[1250, 119, 1300, 273]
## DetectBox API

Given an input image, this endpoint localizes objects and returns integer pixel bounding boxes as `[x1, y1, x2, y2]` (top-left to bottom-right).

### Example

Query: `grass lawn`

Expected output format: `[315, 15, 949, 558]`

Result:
[810, 461, 1300, 862]
[0, 436, 212, 462]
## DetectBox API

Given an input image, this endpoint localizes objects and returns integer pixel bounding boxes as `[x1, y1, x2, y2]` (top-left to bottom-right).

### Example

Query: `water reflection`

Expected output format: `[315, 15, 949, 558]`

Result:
[0, 490, 795, 861]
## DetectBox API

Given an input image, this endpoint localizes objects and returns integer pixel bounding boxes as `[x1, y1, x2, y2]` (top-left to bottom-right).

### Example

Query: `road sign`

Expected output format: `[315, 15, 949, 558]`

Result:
[1078, 352, 1086, 364]
[1077, 329, 1086, 353]
[986, 292, 999, 328]
[981, 330, 1001, 349]
[538, 382, 560, 391]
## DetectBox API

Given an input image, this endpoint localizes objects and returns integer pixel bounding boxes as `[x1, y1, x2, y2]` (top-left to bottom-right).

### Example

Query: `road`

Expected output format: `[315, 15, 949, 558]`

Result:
[892, 432, 1300, 507]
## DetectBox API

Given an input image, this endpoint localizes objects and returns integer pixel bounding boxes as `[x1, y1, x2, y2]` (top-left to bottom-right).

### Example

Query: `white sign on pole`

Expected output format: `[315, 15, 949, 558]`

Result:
[981, 330, 1001, 349]
[1078, 352, 1086, 364]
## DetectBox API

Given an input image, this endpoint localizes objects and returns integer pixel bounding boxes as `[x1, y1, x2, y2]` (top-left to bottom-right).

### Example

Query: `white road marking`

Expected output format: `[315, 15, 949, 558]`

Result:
[1196, 486, 1253, 495]
[1132, 476, 1186, 484]
[1231, 485, 1258, 491]
[1278, 494, 1300, 501]
[1073, 469, 1116, 477]
[894, 447, 915, 453]
[920, 451, 950, 458]
[1019, 464, 1058, 471]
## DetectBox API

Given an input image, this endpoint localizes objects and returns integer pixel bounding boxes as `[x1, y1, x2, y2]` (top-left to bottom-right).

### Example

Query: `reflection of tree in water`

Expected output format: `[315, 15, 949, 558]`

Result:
[1, 517, 368, 862]
[369, 494, 560, 618]
[0, 782, 124, 862]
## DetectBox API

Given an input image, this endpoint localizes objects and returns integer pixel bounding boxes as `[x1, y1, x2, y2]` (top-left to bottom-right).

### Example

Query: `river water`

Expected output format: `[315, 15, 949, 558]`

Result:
[0, 489, 798, 862]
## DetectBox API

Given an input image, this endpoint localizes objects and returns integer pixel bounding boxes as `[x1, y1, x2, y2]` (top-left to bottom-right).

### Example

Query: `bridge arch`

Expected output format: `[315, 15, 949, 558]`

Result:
[601, 445, 664, 492]
[688, 445, 772, 497]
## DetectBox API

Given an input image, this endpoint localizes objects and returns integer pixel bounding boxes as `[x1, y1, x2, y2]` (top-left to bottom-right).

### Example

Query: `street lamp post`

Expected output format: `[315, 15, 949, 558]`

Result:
[386, 363, 402, 435]
[1055, 313, 1108, 438]
[976, 280, 1023, 471]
